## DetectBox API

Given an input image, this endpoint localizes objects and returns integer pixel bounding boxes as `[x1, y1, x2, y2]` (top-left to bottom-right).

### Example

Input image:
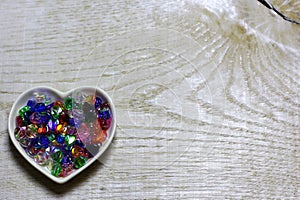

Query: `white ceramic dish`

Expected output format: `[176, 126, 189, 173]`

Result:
[8, 86, 116, 184]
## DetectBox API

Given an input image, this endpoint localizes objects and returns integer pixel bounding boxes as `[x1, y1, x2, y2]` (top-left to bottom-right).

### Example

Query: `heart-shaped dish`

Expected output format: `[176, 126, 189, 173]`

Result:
[8, 86, 116, 184]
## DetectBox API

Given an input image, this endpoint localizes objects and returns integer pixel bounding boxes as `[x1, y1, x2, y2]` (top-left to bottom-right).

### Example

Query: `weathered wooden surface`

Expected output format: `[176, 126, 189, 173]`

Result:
[0, 0, 299, 199]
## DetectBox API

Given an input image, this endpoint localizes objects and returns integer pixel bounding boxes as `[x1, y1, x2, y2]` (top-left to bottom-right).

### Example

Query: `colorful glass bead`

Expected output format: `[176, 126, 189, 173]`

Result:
[29, 112, 42, 124]
[94, 96, 102, 109]
[73, 156, 87, 169]
[64, 97, 73, 110]
[26, 142, 40, 157]
[56, 134, 65, 144]
[97, 104, 111, 120]
[56, 124, 66, 134]
[35, 135, 50, 149]
[52, 151, 63, 162]
[19, 106, 30, 118]
[51, 106, 62, 119]
[15, 116, 24, 127]
[72, 145, 85, 158]
[51, 162, 63, 177]
[34, 150, 49, 165]
[59, 112, 69, 124]
[98, 117, 112, 130]
[65, 134, 76, 146]
[26, 99, 36, 111]
[34, 103, 46, 112]
[47, 119, 58, 131]
[26, 124, 38, 138]
[66, 125, 76, 135]
[38, 124, 48, 134]
[92, 129, 107, 144]
[15, 127, 26, 141]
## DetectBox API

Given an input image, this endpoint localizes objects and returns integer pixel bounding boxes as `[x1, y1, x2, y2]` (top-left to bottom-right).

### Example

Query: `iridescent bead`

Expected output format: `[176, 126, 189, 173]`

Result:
[51, 162, 62, 177]
[26, 142, 40, 157]
[52, 150, 63, 162]
[14, 126, 26, 140]
[54, 100, 65, 110]
[26, 124, 38, 138]
[34, 103, 46, 112]
[59, 164, 73, 177]
[65, 134, 76, 146]
[64, 97, 73, 110]
[47, 119, 58, 131]
[19, 137, 31, 148]
[29, 112, 42, 124]
[71, 145, 85, 158]
[66, 125, 77, 135]
[73, 156, 87, 169]
[18, 106, 30, 118]
[34, 150, 49, 165]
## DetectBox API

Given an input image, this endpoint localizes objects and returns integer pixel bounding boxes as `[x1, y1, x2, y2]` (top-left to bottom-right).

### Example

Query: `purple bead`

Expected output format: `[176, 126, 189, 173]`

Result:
[30, 112, 42, 124]
[47, 119, 58, 131]
[35, 103, 46, 112]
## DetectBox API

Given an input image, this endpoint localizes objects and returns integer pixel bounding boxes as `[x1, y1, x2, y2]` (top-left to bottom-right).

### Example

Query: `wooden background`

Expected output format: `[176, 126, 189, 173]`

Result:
[0, 0, 299, 199]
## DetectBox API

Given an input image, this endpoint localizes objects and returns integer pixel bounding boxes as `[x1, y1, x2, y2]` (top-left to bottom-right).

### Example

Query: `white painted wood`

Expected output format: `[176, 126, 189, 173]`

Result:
[0, 0, 299, 199]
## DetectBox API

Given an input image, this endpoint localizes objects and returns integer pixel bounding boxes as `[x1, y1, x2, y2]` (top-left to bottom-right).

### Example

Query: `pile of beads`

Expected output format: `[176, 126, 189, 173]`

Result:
[14, 93, 112, 177]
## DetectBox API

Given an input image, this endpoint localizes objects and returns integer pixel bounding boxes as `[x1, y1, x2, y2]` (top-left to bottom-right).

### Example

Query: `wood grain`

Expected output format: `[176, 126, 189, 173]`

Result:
[0, 0, 299, 199]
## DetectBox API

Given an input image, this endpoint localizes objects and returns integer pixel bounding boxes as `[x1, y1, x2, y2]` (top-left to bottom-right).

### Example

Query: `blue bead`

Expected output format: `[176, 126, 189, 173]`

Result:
[35, 103, 46, 112]
[39, 135, 50, 148]
[46, 102, 54, 110]
[56, 134, 65, 144]
[40, 113, 51, 123]
[69, 118, 75, 126]
[27, 100, 37, 112]
[98, 109, 111, 120]
[94, 97, 103, 109]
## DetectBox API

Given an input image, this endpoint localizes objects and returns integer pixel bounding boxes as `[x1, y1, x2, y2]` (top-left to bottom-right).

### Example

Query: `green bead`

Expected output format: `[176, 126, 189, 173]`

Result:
[51, 162, 62, 177]
[73, 156, 87, 169]
[51, 151, 63, 162]
[51, 106, 62, 119]
[47, 133, 56, 142]
[64, 97, 73, 110]
[65, 134, 76, 145]
[18, 106, 30, 118]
